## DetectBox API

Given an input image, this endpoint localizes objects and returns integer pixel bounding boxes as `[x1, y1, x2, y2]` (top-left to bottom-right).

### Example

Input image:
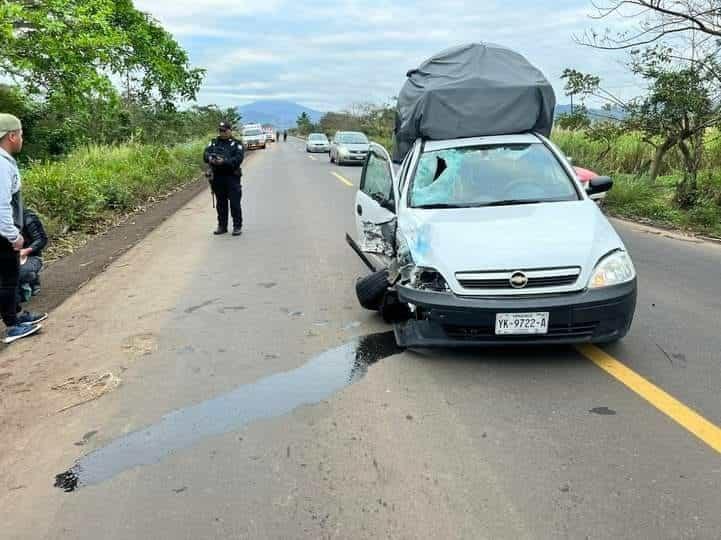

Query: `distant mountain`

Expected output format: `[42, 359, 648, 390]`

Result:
[555, 104, 626, 121]
[236, 100, 324, 129]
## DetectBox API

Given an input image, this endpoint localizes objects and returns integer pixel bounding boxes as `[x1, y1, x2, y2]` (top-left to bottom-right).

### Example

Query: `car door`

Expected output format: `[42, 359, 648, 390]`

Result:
[354, 143, 397, 264]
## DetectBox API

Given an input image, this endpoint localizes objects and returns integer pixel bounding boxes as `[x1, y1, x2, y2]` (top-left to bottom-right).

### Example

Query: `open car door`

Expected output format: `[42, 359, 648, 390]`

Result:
[351, 143, 397, 270]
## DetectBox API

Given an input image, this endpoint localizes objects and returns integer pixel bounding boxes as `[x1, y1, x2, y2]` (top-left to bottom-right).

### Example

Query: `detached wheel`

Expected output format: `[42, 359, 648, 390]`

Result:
[356, 270, 389, 310]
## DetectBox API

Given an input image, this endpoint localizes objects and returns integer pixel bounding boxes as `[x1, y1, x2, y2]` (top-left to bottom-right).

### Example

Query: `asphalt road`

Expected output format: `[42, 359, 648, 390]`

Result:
[1, 139, 720, 539]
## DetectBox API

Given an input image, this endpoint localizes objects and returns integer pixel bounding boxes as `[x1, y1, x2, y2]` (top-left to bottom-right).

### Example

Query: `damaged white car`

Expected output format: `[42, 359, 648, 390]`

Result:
[346, 43, 637, 347]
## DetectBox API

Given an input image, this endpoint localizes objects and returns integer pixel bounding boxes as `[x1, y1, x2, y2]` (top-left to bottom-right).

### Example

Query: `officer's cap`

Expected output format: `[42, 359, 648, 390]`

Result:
[0, 114, 22, 139]
[218, 121, 232, 131]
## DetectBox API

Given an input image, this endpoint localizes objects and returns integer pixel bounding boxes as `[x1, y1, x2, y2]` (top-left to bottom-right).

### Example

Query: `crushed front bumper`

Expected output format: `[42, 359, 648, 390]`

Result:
[394, 280, 637, 347]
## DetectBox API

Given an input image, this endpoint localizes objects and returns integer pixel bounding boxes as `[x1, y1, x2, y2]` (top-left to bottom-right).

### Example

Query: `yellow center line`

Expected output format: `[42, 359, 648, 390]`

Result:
[577, 344, 721, 454]
[331, 172, 354, 187]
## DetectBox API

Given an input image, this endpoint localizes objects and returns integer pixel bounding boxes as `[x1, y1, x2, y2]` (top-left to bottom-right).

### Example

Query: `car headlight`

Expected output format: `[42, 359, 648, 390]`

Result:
[338, 146, 349, 156]
[588, 251, 635, 289]
[409, 267, 450, 292]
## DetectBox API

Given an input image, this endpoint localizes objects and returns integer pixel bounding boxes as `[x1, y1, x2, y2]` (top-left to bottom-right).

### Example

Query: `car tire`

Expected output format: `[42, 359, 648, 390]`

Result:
[355, 270, 390, 311]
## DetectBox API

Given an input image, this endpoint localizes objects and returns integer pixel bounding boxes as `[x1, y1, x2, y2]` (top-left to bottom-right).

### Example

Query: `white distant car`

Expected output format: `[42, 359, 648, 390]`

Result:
[264, 129, 276, 142]
[349, 134, 636, 347]
[306, 133, 330, 153]
[241, 126, 266, 150]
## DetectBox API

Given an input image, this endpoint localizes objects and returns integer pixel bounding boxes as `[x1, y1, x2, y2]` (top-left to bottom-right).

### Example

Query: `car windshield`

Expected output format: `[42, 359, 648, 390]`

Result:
[338, 133, 368, 144]
[244, 128, 262, 136]
[309, 134, 328, 141]
[409, 143, 579, 208]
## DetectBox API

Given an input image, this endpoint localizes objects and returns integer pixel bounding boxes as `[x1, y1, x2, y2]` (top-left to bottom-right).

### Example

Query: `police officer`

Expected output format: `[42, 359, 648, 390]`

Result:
[204, 121, 244, 236]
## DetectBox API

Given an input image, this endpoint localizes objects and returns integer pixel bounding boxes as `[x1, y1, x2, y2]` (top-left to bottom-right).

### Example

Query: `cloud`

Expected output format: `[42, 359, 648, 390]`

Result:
[135, 0, 645, 111]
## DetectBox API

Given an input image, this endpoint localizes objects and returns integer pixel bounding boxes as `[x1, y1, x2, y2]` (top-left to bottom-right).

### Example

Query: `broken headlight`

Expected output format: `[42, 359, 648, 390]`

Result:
[409, 267, 450, 292]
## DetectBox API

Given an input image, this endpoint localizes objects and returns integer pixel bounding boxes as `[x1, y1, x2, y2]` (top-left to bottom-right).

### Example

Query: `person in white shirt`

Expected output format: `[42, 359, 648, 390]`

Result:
[0, 113, 47, 344]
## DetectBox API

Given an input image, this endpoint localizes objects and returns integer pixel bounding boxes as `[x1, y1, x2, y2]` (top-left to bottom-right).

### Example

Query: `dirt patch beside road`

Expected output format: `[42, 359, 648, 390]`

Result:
[26, 177, 209, 314]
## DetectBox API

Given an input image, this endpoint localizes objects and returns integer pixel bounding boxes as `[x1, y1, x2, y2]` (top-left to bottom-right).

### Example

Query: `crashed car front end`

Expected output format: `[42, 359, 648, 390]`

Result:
[394, 280, 637, 347]
[389, 218, 637, 347]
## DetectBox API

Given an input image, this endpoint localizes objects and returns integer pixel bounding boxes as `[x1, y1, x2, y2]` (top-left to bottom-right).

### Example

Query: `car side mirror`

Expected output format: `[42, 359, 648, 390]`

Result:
[588, 176, 613, 195]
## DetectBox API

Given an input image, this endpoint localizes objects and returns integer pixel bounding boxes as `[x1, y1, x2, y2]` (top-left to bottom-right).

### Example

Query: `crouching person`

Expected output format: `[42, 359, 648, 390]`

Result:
[18, 208, 47, 301]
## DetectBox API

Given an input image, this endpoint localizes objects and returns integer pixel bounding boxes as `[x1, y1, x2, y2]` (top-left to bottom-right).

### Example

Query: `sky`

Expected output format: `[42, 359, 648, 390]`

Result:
[134, 0, 641, 112]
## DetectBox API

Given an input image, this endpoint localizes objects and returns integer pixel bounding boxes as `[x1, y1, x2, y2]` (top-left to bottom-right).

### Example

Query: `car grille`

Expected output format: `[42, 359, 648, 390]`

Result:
[456, 267, 581, 291]
[443, 321, 599, 341]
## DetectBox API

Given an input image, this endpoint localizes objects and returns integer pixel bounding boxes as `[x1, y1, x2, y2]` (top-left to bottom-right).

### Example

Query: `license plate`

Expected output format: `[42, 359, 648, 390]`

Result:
[495, 312, 549, 335]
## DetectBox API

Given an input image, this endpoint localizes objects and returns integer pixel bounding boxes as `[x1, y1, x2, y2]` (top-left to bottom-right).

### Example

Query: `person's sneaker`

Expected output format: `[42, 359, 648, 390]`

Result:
[213, 227, 228, 235]
[232, 226, 242, 236]
[16, 311, 48, 325]
[4, 323, 41, 344]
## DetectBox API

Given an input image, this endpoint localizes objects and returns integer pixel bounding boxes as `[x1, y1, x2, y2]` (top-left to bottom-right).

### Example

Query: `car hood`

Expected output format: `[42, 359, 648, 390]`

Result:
[399, 200, 625, 292]
[339, 143, 369, 151]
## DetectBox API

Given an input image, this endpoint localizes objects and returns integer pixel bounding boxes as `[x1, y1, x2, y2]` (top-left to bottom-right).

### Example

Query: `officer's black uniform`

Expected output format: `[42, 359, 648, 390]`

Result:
[203, 126, 244, 235]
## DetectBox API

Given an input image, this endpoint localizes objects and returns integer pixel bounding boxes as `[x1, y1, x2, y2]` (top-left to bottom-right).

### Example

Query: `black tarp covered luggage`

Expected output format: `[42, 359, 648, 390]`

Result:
[393, 43, 556, 162]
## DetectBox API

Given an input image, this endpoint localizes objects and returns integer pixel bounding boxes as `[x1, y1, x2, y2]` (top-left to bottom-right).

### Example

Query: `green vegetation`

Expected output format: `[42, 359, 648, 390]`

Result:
[22, 137, 209, 239]
[0, 1, 239, 252]
[554, 128, 721, 236]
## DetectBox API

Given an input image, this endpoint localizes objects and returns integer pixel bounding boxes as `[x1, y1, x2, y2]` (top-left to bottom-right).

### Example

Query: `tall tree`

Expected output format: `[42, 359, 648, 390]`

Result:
[563, 46, 721, 188]
[0, 0, 204, 105]
[296, 112, 313, 134]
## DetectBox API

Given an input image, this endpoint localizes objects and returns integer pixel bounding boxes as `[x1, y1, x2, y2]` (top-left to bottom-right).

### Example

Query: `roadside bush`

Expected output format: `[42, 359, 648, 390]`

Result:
[22, 137, 208, 237]
[605, 175, 682, 224]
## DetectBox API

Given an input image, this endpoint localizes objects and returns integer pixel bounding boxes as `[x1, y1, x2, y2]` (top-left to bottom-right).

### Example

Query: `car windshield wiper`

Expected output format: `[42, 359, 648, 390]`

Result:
[414, 203, 468, 209]
[477, 199, 544, 207]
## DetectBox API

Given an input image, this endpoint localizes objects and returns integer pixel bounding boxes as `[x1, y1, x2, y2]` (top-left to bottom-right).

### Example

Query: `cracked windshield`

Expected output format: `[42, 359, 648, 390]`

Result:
[2, 1, 721, 539]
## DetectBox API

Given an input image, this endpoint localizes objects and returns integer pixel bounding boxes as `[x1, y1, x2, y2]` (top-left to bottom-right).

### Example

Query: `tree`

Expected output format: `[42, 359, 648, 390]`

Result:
[578, 1, 721, 50]
[296, 112, 314, 135]
[562, 47, 721, 186]
[0, 0, 204, 105]
[556, 105, 592, 130]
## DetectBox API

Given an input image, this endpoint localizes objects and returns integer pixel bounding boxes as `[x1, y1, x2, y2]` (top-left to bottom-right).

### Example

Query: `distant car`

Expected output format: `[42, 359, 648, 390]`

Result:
[306, 133, 330, 153]
[330, 131, 370, 165]
[264, 129, 276, 142]
[241, 127, 266, 150]
[573, 166, 607, 200]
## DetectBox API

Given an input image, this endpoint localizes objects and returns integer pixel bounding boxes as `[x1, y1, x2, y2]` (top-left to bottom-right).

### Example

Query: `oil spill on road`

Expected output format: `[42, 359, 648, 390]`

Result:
[54, 332, 401, 492]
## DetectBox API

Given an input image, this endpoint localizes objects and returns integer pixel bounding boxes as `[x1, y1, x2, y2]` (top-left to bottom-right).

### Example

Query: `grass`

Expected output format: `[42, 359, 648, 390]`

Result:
[550, 128, 721, 238]
[22, 137, 208, 239]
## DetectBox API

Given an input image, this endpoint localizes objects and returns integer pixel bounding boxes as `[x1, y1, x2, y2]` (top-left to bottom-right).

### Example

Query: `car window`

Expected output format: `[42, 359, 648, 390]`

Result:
[409, 143, 578, 208]
[244, 128, 262, 136]
[338, 133, 368, 144]
[309, 134, 327, 141]
[362, 152, 393, 203]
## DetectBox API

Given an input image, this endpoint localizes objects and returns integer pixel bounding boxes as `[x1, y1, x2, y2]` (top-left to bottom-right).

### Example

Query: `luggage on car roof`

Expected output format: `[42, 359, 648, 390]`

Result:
[392, 43, 556, 162]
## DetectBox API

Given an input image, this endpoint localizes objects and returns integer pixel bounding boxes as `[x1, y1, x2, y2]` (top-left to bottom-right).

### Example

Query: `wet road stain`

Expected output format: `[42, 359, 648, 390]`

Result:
[590, 406, 617, 416]
[54, 332, 401, 492]
[258, 282, 277, 289]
